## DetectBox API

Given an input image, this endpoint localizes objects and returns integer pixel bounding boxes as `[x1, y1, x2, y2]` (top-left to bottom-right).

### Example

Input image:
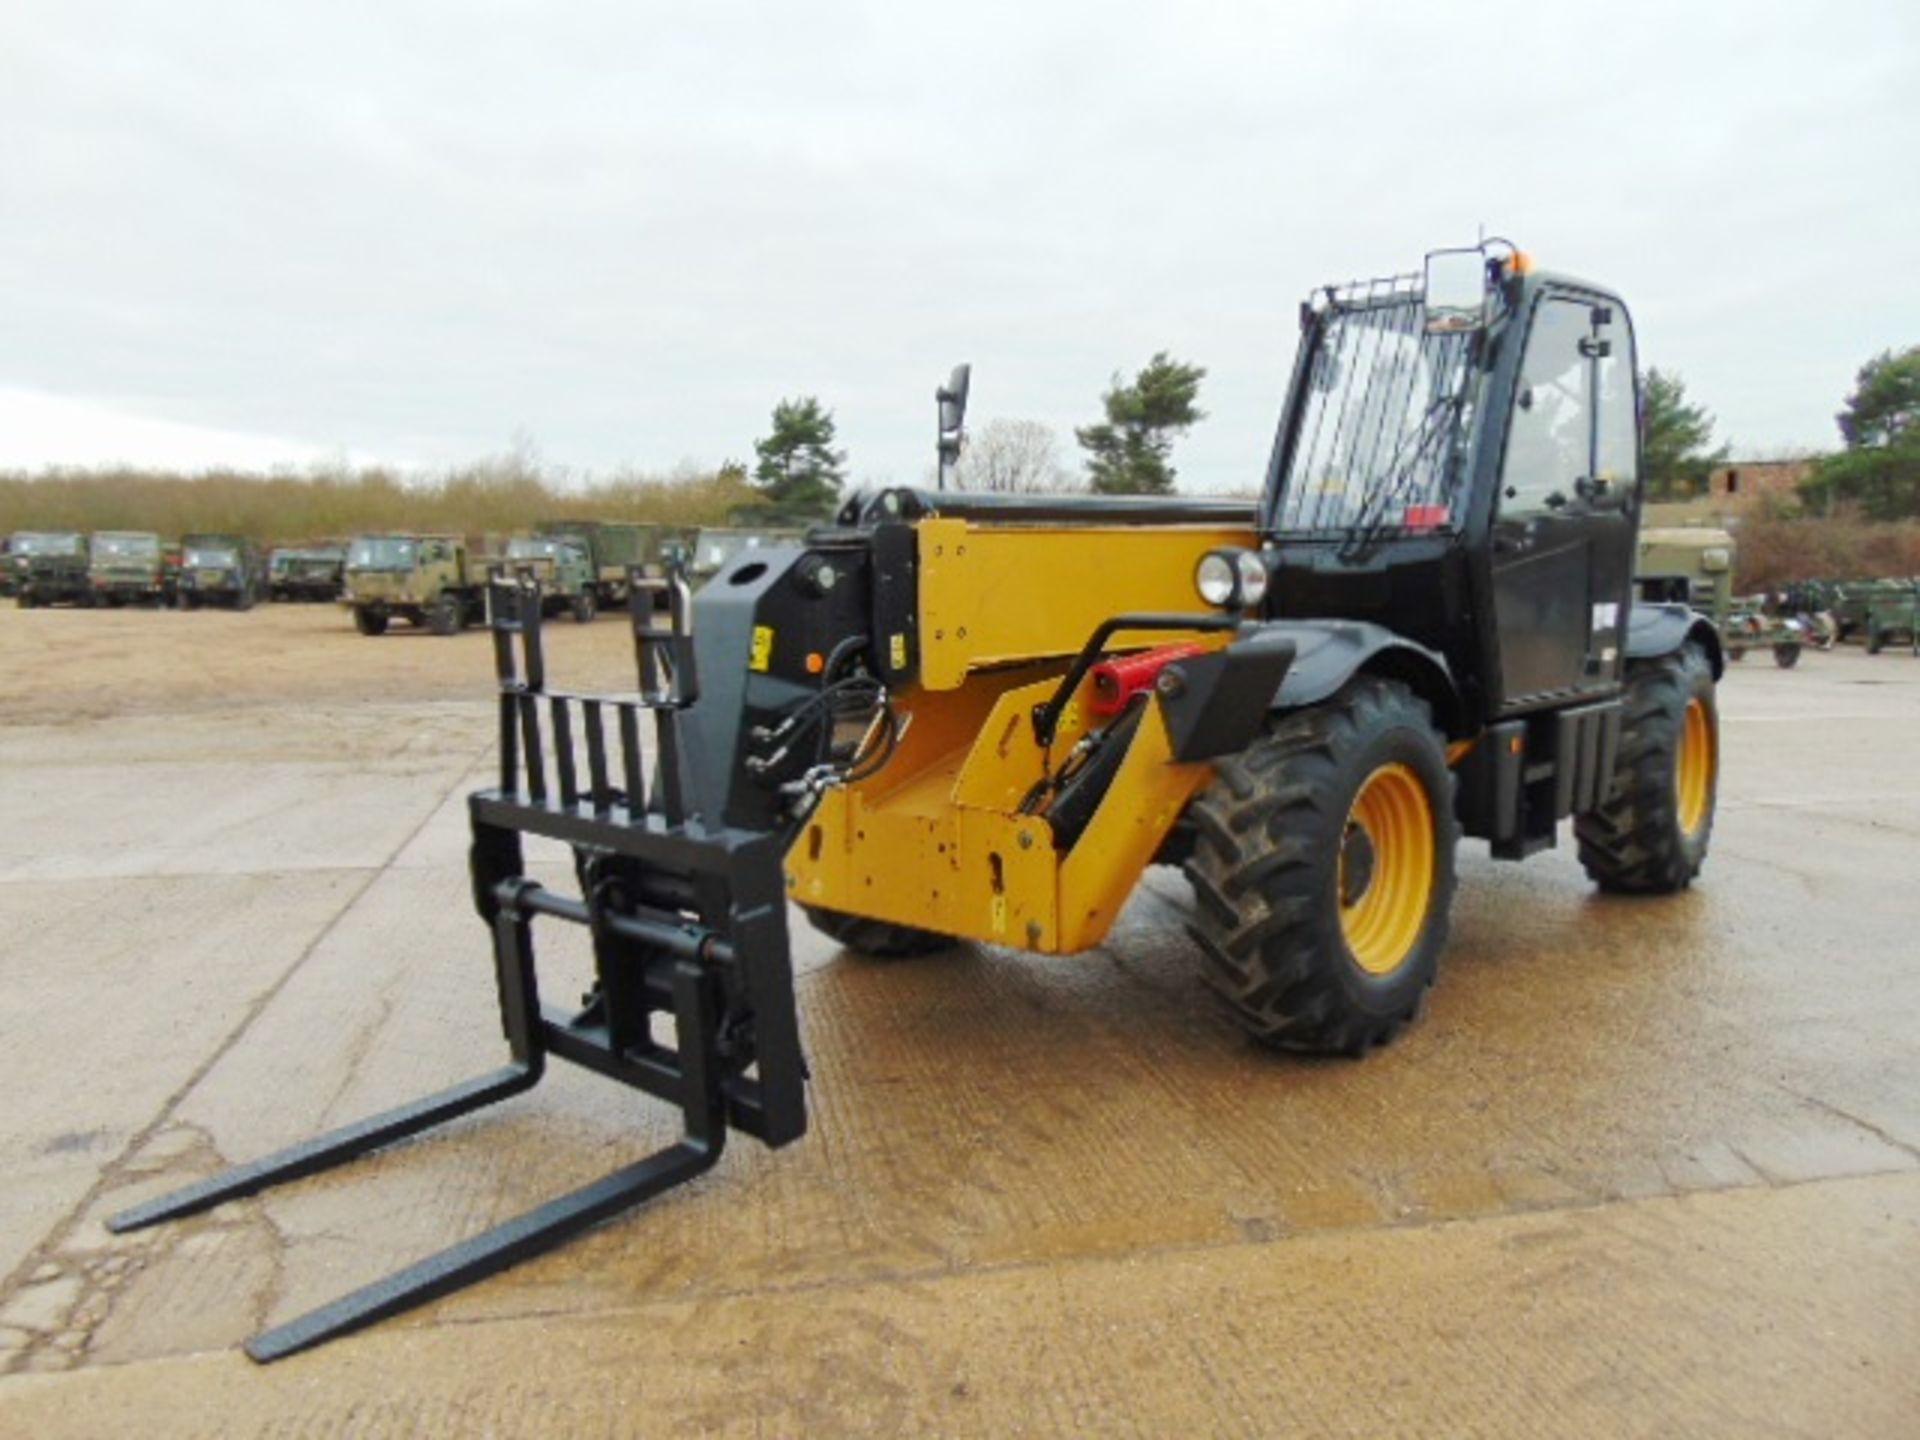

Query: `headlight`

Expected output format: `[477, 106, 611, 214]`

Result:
[1235, 550, 1270, 607]
[1196, 552, 1237, 606]
[1195, 548, 1269, 610]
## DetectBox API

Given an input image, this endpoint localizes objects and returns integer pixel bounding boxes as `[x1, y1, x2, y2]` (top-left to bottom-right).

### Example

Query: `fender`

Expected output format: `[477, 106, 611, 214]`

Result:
[1626, 602, 1725, 678]
[1262, 619, 1466, 736]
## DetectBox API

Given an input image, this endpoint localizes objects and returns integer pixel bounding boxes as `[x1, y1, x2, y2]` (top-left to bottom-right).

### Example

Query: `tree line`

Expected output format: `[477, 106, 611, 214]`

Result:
[9, 338, 1914, 540]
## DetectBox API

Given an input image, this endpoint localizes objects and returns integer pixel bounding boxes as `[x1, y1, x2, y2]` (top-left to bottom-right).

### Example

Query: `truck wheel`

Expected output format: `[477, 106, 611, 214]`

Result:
[801, 905, 955, 959]
[182, 593, 201, 611]
[234, 587, 254, 612]
[1772, 642, 1801, 669]
[1866, 627, 1884, 655]
[1576, 642, 1717, 894]
[353, 606, 389, 636]
[1183, 678, 1458, 1056]
[571, 592, 597, 624]
[429, 594, 462, 636]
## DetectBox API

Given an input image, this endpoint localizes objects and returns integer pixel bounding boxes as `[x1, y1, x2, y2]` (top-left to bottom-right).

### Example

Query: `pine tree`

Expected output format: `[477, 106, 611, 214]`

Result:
[1802, 347, 1920, 519]
[1640, 368, 1727, 501]
[750, 398, 847, 520]
[1075, 353, 1207, 494]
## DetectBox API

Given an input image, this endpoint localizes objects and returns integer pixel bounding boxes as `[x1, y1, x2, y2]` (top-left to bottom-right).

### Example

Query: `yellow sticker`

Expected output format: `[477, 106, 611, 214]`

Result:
[749, 625, 774, 672]
[990, 896, 1007, 934]
[889, 632, 907, 670]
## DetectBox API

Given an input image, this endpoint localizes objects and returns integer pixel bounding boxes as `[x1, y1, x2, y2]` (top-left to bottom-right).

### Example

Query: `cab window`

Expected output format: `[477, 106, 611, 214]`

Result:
[1501, 298, 1592, 516]
[1595, 322, 1638, 493]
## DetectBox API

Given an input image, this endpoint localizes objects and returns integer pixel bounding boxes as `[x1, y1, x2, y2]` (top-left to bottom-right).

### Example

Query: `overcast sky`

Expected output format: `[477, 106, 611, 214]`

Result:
[3, 1, 1917, 488]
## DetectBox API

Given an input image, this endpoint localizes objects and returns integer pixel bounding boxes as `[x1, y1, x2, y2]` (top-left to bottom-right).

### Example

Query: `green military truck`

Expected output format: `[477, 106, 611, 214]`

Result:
[177, 534, 266, 610]
[88, 531, 169, 606]
[11, 531, 92, 608]
[269, 545, 346, 602]
[342, 533, 487, 636]
[1634, 526, 1804, 668]
[497, 534, 600, 622]
[534, 520, 665, 609]
[1863, 579, 1919, 655]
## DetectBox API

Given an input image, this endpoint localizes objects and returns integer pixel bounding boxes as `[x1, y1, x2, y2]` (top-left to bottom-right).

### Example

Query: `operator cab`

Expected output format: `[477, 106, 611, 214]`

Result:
[1259, 243, 1643, 724]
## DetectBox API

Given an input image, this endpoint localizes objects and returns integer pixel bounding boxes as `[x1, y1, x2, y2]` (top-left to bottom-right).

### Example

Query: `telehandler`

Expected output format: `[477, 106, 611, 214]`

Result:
[114, 242, 1721, 1360]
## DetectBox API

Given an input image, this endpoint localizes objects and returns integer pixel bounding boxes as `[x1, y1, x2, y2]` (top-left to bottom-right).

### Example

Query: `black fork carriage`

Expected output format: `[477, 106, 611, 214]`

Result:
[109, 571, 809, 1362]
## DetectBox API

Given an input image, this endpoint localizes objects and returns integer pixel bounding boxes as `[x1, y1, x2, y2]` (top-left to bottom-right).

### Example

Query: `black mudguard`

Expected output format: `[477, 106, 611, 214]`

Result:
[1263, 620, 1465, 735]
[1626, 602, 1724, 678]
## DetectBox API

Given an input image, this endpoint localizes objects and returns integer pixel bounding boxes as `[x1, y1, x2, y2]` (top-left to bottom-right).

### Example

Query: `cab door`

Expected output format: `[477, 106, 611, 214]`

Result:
[1491, 292, 1637, 710]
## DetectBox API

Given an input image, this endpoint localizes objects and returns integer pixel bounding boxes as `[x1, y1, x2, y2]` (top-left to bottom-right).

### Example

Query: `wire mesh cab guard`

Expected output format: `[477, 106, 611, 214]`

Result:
[109, 568, 807, 1362]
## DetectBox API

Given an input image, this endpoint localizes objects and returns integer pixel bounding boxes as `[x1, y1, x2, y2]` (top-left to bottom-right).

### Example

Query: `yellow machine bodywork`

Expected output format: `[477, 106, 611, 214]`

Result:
[783, 516, 1256, 954]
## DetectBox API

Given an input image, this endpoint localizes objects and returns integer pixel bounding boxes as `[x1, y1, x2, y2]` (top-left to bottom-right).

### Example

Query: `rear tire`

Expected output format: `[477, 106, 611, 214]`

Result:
[802, 905, 955, 959]
[1575, 642, 1717, 894]
[1183, 678, 1458, 1056]
[1772, 642, 1800, 669]
[1866, 627, 1884, 655]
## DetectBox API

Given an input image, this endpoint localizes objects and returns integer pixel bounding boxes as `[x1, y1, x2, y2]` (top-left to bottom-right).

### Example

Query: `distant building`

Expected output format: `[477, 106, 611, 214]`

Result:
[1706, 459, 1813, 505]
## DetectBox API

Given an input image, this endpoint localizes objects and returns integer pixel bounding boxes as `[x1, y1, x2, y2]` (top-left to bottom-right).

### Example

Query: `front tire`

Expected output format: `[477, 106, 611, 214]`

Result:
[1575, 642, 1717, 893]
[353, 606, 389, 636]
[1183, 678, 1459, 1055]
[1773, 642, 1800, 669]
[571, 591, 596, 624]
[802, 905, 955, 959]
[429, 594, 462, 636]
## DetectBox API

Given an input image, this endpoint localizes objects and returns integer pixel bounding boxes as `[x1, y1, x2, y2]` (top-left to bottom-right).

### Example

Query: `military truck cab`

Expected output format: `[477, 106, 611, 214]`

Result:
[269, 545, 347, 602]
[343, 533, 486, 636]
[11, 531, 91, 608]
[177, 534, 265, 610]
[499, 535, 599, 622]
[1635, 527, 1734, 626]
[88, 531, 168, 606]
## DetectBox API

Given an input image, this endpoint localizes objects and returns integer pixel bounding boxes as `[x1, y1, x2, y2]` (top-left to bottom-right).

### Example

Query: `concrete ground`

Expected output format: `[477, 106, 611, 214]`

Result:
[0, 604, 1915, 1437]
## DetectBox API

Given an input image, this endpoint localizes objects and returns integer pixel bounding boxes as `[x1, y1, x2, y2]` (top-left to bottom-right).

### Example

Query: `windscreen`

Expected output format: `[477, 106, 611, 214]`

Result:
[1274, 296, 1477, 538]
[13, 532, 85, 556]
[95, 534, 159, 559]
[506, 537, 563, 560]
[184, 545, 238, 567]
[348, 537, 417, 569]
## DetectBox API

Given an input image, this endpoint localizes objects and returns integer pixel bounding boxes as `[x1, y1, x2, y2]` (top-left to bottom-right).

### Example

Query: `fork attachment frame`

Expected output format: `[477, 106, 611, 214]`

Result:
[109, 570, 807, 1362]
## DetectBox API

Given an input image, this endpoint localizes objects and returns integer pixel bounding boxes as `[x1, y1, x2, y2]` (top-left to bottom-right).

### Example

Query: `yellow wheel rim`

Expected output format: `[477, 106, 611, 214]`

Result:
[1675, 697, 1714, 837]
[1337, 762, 1435, 977]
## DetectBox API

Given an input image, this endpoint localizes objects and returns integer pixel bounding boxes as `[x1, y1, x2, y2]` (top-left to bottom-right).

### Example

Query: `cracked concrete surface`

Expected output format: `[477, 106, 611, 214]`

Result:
[0, 605, 1915, 1435]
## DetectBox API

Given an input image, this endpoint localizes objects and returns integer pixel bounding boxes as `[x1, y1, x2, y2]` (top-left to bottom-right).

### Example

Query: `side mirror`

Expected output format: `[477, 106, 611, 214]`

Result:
[1423, 248, 1489, 334]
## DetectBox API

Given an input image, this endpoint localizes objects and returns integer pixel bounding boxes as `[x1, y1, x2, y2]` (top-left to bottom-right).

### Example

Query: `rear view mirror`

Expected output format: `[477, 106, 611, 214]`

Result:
[935, 362, 971, 489]
[1424, 249, 1489, 334]
[937, 363, 970, 442]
